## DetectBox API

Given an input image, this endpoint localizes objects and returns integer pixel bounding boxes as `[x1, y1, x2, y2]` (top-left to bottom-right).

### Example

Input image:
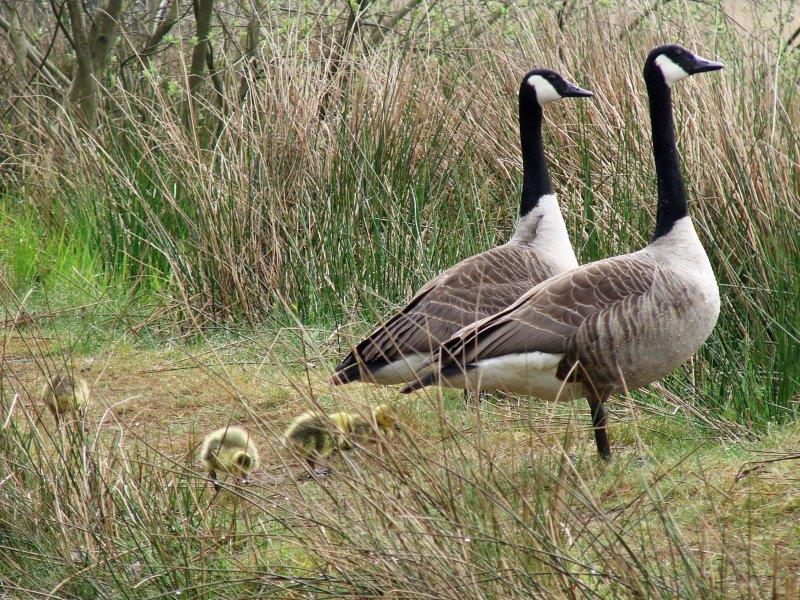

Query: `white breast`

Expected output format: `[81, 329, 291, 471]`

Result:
[511, 194, 578, 270]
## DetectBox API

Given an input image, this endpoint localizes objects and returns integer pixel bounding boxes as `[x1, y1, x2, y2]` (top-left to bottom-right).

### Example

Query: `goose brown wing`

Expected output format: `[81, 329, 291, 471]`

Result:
[336, 244, 560, 370]
[430, 255, 661, 369]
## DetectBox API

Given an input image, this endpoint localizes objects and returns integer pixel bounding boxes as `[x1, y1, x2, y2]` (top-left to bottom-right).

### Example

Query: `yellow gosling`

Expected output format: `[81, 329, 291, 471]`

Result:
[281, 411, 353, 472]
[282, 405, 400, 472]
[199, 426, 259, 490]
[348, 404, 400, 446]
[41, 370, 90, 424]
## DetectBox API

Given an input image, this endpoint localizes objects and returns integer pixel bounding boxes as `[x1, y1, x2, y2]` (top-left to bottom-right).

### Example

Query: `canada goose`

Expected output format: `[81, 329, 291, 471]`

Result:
[199, 426, 259, 490]
[402, 45, 723, 460]
[41, 368, 90, 424]
[281, 405, 399, 471]
[331, 69, 592, 386]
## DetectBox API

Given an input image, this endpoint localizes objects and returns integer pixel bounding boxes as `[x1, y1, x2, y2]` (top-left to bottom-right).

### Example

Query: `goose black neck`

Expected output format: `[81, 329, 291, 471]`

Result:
[519, 91, 552, 217]
[646, 69, 688, 240]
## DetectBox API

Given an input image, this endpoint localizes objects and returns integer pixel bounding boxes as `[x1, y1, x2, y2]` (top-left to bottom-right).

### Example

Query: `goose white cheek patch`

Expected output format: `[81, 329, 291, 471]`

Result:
[655, 54, 689, 86]
[527, 75, 562, 105]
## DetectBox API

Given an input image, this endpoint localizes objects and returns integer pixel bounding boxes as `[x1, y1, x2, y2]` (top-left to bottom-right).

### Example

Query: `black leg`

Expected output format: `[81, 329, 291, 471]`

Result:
[587, 396, 612, 461]
[210, 470, 221, 491]
[464, 390, 487, 404]
[306, 457, 331, 477]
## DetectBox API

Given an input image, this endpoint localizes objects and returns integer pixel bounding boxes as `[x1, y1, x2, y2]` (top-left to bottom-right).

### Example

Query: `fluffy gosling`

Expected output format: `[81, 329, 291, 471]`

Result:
[343, 404, 399, 449]
[281, 405, 399, 472]
[281, 411, 350, 472]
[199, 426, 259, 491]
[40, 370, 90, 424]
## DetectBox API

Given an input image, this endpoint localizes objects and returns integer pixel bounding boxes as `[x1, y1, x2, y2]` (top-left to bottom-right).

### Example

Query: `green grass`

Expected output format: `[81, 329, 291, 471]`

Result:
[0, 332, 798, 597]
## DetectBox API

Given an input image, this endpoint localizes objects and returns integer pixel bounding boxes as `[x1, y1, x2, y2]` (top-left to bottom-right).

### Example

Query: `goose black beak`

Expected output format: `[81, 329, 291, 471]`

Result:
[689, 56, 724, 74]
[564, 83, 593, 98]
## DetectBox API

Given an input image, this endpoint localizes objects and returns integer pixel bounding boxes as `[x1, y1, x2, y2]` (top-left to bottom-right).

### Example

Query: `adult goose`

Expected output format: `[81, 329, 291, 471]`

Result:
[330, 69, 592, 386]
[401, 45, 723, 460]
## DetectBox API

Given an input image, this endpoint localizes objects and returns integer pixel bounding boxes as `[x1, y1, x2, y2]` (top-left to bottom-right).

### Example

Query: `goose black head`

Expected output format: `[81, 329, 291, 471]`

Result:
[521, 69, 593, 107]
[645, 44, 724, 86]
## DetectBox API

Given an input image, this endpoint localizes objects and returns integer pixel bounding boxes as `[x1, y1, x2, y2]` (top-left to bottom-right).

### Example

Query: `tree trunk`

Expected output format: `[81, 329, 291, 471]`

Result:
[319, 0, 371, 119]
[188, 0, 214, 98]
[8, 8, 26, 82]
[186, 0, 214, 131]
[89, 0, 124, 76]
[238, 0, 264, 104]
[6, 7, 28, 122]
[65, 0, 99, 127]
[63, 0, 125, 127]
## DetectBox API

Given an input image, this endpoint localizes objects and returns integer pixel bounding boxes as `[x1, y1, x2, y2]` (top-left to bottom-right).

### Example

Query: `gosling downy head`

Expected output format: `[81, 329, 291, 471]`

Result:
[372, 404, 399, 431]
[521, 68, 593, 106]
[229, 449, 257, 476]
[645, 44, 724, 87]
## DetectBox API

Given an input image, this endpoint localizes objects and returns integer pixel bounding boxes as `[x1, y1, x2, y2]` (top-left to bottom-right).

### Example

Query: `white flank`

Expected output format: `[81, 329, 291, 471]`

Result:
[368, 354, 430, 385]
[527, 75, 562, 105]
[655, 54, 689, 86]
[441, 352, 584, 400]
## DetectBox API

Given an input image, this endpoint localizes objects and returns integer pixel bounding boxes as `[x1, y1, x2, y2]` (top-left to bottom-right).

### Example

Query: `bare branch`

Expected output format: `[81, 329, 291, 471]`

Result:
[786, 23, 800, 50]
[0, 10, 69, 88]
[49, 0, 75, 50]
[141, 0, 179, 61]
[370, 0, 423, 44]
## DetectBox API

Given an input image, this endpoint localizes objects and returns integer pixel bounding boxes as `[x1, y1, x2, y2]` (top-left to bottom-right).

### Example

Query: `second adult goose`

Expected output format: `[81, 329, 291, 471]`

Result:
[331, 69, 592, 386]
[402, 45, 723, 460]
